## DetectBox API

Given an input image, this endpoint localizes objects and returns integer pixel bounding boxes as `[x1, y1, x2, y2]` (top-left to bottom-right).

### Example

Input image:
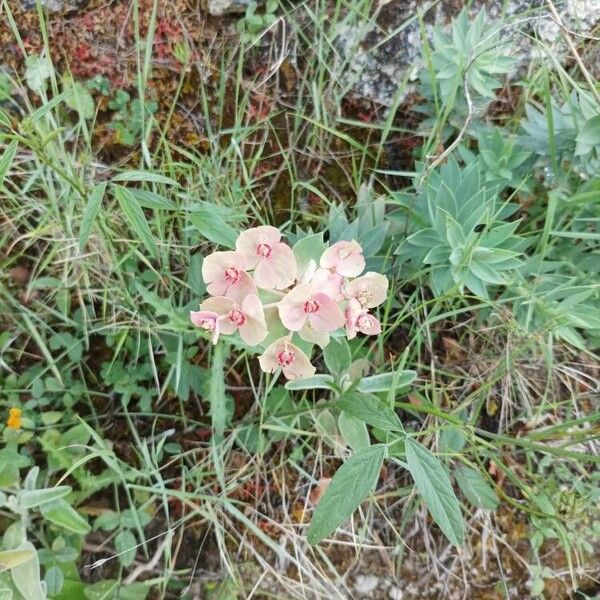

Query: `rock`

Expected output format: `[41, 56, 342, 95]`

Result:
[333, 0, 600, 106]
[354, 574, 380, 594]
[203, 0, 260, 16]
[20, 0, 88, 10]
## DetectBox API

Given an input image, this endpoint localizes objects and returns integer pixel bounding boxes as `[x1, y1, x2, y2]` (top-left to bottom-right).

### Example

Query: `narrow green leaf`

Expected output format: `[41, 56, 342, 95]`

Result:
[79, 182, 106, 250]
[0, 140, 17, 189]
[357, 370, 416, 393]
[40, 500, 91, 535]
[285, 374, 335, 391]
[112, 185, 157, 257]
[111, 170, 179, 185]
[210, 343, 227, 443]
[454, 466, 499, 510]
[307, 444, 385, 544]
[337, 392, 403, 432]
[188, 209, 238, 249]
[405, 437, 464, 546]
[19, 486, 72, 509]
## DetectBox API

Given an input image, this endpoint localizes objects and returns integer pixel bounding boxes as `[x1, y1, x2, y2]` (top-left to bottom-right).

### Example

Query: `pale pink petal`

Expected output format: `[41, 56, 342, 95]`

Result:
[201, 296, 236, 316]
[210, 270, 257, 304]
[320, 240, 365, 277]
[201, 296, 237, 334]
[254, 242, 297, 290]
[278, 283, 312, 331]
[258, 337, 315, 380]
[236, 226, 282, 269]
[239, 294, 267, 345]
[310, 268, 344, 301]
[202, 251, 246, 284]
[190, 310, 220, 344]
[345, 298, 362, 340]
[283, 349, 316, 380]
[345, 272, 389, 308]
[356, 312, 381, 336]
[299, 322, 330, 349]
[307, 293, 345, 332]
[278, 302, 307, 331]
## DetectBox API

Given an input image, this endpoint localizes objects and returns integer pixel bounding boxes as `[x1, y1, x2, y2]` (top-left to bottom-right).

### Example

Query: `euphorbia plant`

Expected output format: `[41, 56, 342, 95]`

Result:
[190, 226, 389, 380]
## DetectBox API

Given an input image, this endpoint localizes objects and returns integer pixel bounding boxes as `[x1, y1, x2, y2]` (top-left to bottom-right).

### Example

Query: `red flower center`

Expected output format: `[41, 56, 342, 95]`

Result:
[256, 243, 272, 259]
[224, 266, 240, 285]
[303, 299, 320, 314]
[228, 309, 246, 327]
[276, 350, 295, 366]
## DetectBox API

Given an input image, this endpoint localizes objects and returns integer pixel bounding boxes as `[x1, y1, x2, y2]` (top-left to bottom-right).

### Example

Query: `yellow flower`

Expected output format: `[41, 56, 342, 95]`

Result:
[6, 407, 22, 430]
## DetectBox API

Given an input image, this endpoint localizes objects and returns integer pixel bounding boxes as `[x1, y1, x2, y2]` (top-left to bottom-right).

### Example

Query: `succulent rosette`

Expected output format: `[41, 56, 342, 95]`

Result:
[191, 227, 389, 380]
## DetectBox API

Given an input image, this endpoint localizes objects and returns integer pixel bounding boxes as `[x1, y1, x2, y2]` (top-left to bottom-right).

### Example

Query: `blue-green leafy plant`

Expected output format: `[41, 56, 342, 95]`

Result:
[397, 160, 527, 298]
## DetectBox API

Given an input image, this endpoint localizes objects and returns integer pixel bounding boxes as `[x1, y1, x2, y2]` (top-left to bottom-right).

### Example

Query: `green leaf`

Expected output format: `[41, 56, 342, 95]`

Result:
[112, 185, 157, 257]
[44, 565, 64, 596]
[63, 79, 95, 120]
[307, 444, 385, 544]
[0, 549, 36, 571]
[454, 466, 499, 510]
[111, 171, 179, 186]
[188, 208, 238, 249]
[124, 189, 176, 210]
[0, 141, 17, 189]
[356, 371, 416, 393]
[292, 232, 326, 280]
[285, 374, 335, 391]
[114, 530, 136, 567]
[25, 55, 53, 94]
[405, 437, 464, 546]
[337, 392, 403, 432]
[18, 486, 72, 509]
[338, 411, 370, 450]
[9, 543, 44, 600]
[210, 344, 227, 443]
[323, 338, 351, 376]
[84, 580, 120, 600]
[40, 500, 91, 535]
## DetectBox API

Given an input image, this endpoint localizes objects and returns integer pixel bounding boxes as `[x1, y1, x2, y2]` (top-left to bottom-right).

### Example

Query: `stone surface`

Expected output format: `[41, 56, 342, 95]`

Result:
[333, 0, 600, 106]
[19, 0, 88, 10]
[202, 0, 260, 16]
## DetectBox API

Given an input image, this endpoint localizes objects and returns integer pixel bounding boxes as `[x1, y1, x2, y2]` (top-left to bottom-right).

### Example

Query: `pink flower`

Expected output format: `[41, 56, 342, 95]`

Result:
[202, 251, 256, 303]
[320, 240, 365, 278]
[345, 272, 388, 308]
[201, 294, 267, 345]
[190, 310, 220, 344]
[236, 225, 297, 290]
[310, 267, 344, 301]
[258, 337, 316, 380]
[345, 298, 381, 340]
[278, 283, 345, 333]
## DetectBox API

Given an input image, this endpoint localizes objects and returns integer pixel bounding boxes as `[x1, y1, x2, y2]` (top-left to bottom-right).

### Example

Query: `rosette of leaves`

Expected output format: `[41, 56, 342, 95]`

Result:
[520, 91, 600, 179]
[397, 160, 526, 298]
[416, 8, 516, 133]
[458, 126, 533, 192]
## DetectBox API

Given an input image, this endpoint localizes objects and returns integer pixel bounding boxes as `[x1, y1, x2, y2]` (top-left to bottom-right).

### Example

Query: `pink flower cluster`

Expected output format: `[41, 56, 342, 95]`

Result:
[190, 226, 388, 380]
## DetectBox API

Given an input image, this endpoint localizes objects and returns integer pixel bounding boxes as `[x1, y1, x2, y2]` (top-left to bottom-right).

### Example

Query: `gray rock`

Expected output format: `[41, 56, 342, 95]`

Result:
[333, 0, 600, 106]
[203, 0, 261, 16]
[20, 0, 88, 10]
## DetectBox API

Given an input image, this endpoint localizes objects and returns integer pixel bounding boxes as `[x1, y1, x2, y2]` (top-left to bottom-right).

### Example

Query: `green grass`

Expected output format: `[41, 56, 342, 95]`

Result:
[0, 0, 599, 598]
